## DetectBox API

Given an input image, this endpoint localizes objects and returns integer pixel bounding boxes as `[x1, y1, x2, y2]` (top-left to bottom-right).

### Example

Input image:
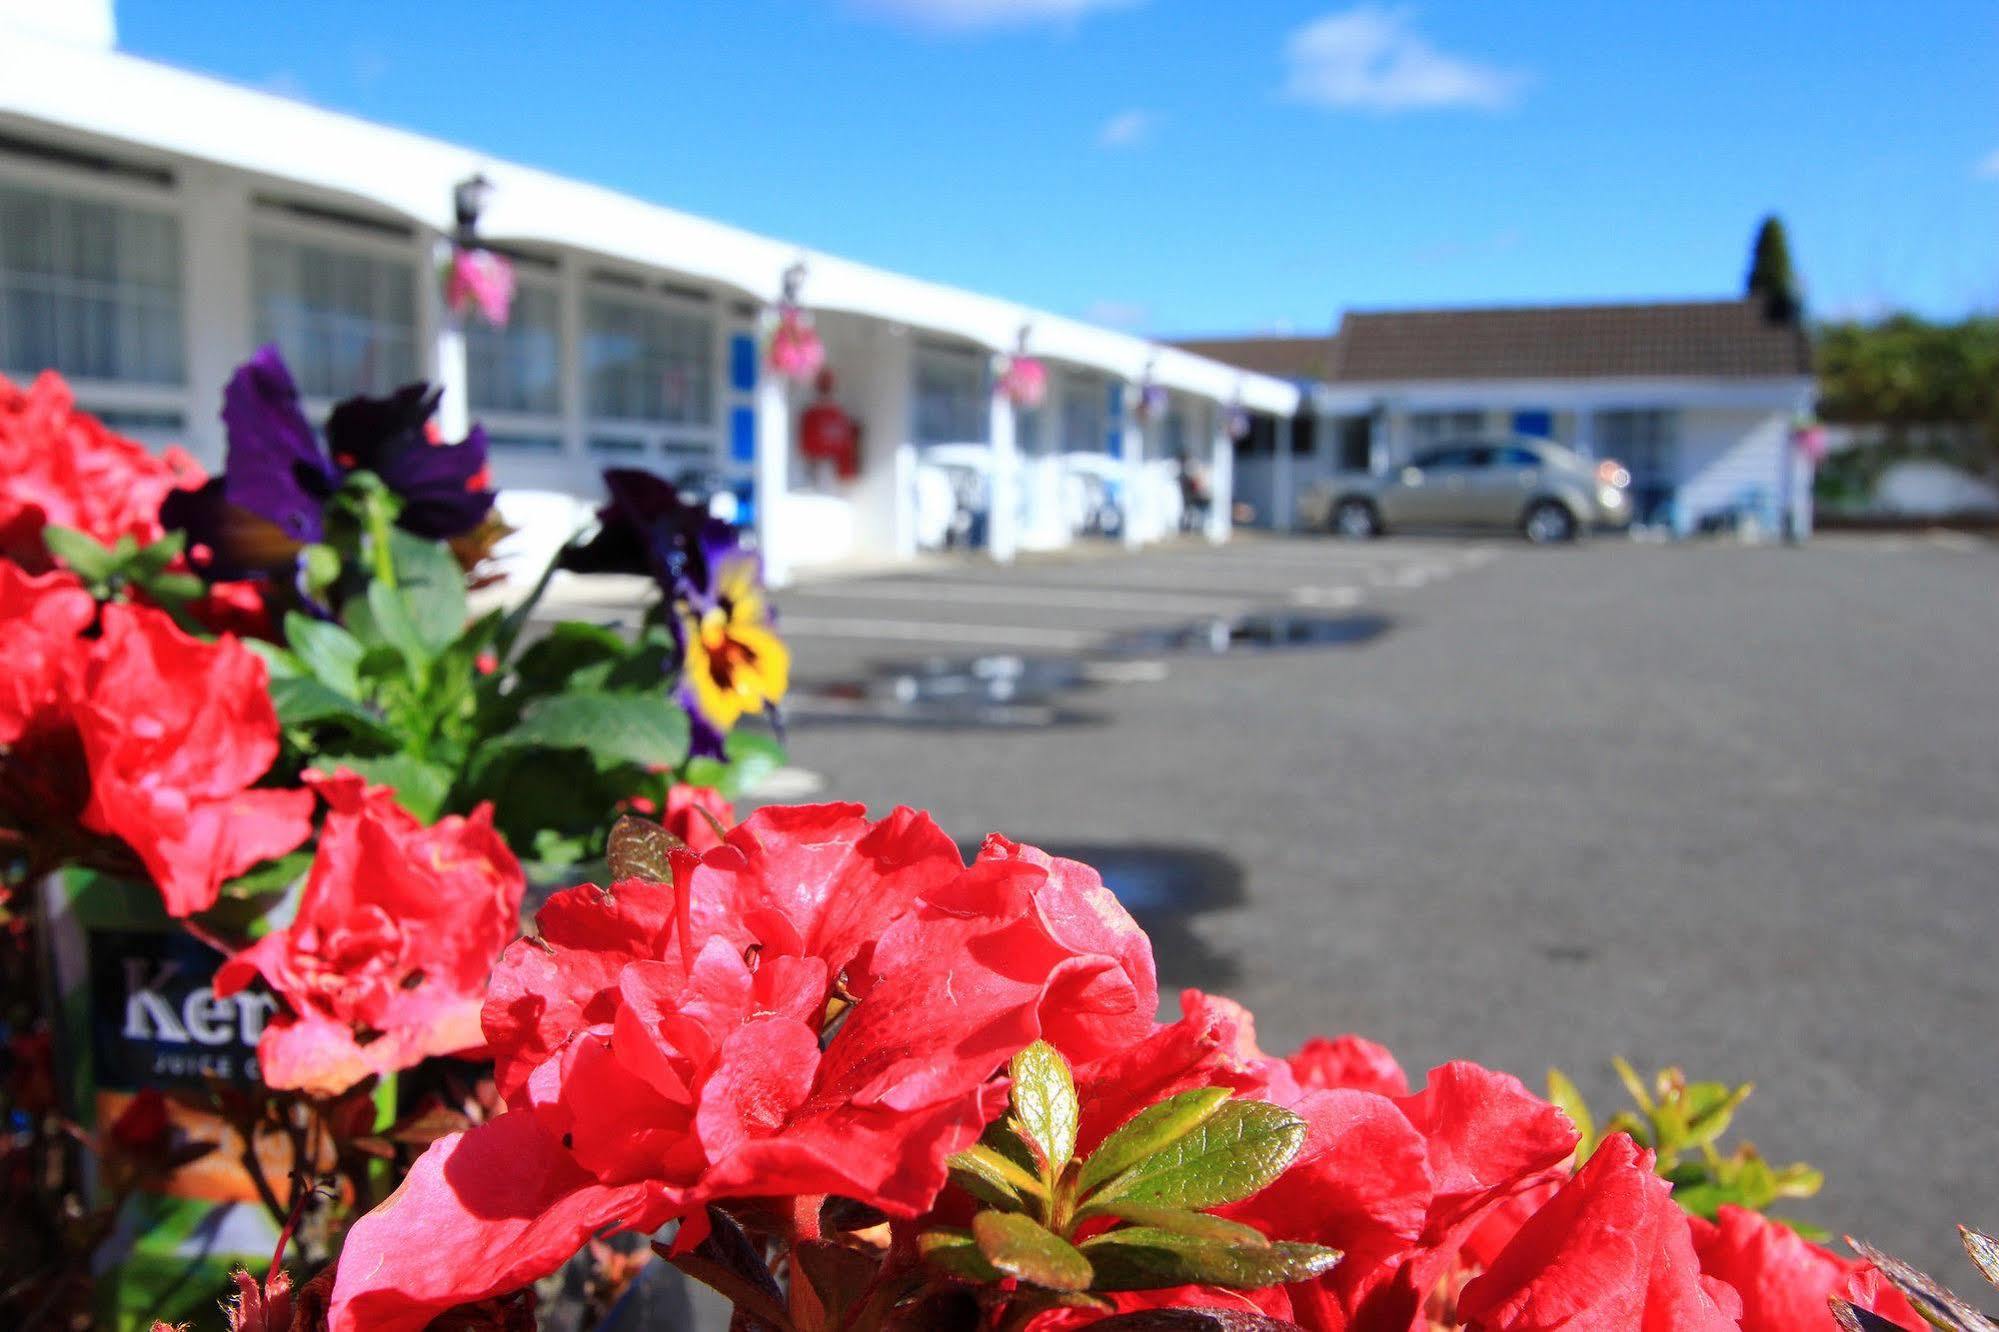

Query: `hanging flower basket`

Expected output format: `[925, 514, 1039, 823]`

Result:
[444, 246, 516, 327]
[996, 353, 1048, 409]
[767, 306, 826, 383]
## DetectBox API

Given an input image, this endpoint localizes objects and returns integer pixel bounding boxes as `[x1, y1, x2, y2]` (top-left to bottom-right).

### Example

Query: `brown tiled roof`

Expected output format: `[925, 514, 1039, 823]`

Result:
[1172, 335, 1341, 383]
[1326, 300, 1812, 382]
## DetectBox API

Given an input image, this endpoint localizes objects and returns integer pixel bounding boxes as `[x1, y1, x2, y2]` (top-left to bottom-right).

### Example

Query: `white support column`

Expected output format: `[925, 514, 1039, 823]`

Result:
[419, 235, 470, 441]
[1041, 370, 1068, 549]
[178, 165, 253, 468]
[556, 252, 587, 467]
[754, 307, 793, 587]
[1273, 413, 1296, 532]
[1207, 403, 1232, 544]
[1120, 391, 1144, 550]
[988, 387, 1019, 564]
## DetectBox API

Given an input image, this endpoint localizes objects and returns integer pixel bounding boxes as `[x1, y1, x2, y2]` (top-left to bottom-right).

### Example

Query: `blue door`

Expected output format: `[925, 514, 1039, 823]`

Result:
[1512, 409, 1553, 440]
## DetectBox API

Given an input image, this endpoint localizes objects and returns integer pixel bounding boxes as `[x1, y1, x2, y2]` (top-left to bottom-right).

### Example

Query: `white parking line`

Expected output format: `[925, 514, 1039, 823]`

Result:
[1289, 585, 1364, 608]
[785, 579, 1245, 616]
[778, 615, 1101, 651]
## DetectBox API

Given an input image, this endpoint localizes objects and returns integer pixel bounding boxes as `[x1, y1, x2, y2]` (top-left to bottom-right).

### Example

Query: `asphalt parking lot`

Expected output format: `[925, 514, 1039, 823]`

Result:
[751, 529, 1999, 1270]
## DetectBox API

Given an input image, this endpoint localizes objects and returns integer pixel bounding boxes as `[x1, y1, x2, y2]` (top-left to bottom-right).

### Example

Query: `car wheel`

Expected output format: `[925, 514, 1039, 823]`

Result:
[1332, 498, 1382, 540]
[1522, 500, 1578, 544]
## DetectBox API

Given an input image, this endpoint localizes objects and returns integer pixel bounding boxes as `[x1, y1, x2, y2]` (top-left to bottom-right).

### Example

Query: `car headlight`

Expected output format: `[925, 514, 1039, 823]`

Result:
[1599, 486, 1627, 508]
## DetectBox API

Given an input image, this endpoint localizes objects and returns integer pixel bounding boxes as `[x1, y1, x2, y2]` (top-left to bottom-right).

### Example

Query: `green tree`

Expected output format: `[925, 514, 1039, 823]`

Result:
[1813, 315, 1999, 494]
[1745, 215, 1803, 324]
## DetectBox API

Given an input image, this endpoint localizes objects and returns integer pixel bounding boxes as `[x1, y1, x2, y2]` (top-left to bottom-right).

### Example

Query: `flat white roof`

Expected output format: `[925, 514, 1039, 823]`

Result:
[0, 27, 1300, 416]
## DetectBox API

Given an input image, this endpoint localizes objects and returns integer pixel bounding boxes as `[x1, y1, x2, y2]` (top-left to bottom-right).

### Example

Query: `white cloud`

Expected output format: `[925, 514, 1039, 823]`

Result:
[1081, 299, 1151, 331]
[850, 0, 1144, 33]
[1281, 6, 1527, 113]
[1979, 148, 1999, 178]
[1097, 109, 1155, 149]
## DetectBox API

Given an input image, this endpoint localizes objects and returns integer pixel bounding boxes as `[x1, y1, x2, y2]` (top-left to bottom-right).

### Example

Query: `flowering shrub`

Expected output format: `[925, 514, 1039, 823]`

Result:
[213, 770, 524, 1096]
[279, 806, 1936, 1332]
[0, 359, 788, 1327]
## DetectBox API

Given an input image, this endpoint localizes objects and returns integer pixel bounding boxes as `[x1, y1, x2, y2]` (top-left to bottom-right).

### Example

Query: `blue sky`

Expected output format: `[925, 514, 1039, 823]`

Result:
[119, 0, 1998, 337]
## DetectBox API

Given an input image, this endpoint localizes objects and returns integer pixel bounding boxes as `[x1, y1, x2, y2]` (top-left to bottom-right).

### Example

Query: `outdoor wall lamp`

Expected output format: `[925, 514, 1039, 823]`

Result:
[452, 172, 495, 245]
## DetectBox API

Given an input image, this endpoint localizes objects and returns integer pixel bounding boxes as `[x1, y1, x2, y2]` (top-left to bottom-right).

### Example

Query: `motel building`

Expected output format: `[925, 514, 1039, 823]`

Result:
[0, 2, 1299, 586]
[1182, 301, 1817, 538]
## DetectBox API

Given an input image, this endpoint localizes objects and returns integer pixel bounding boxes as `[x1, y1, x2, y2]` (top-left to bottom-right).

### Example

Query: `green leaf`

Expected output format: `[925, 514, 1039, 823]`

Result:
[477, 690, 690, 777]
[950, 1143, 1048, 1208]
[332, 752, 453, 821]
[286, 613, 367, 696]
[127, 530, 187, 579]
[1087, 1101, 1306, 1213]
[41, 524, 120, 582]
[1010, 1041, 1080, 1176]
[918, 1229, 1003, 1284]
[245, 640, 307, 681]
[1081, 1228, 1339, 1293]
[1080, 1201, 1270, 1248]
[512, 621, 631, 691]
[1678, 1081, 1751, 1150]
[606, 814, 684, 884]
[387, 529, 469, 654]
[971, 1210, 1093, 1292]
[268, 677, 398, 745]
[349, 580, 432, 667]
[1079, 1088, 1233, 1196]
[681, 728, 788, 800]
[217, 850, 313, 902]
[1546, 1068, 1595, 1155]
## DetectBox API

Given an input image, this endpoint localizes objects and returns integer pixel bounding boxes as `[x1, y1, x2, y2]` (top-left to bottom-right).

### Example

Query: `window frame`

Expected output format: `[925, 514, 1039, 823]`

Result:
[581, 272, 722, 469]
[249, 207, 424, 408]
[466, 268, 565, 453]
[0, 155, 191, 420]
[910, 339, 989, 449]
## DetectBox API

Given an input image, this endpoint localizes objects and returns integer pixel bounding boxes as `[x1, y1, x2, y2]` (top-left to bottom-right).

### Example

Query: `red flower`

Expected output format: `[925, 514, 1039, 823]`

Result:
[1689, 1205, 1923, 1332]
[1290, 1034, 1411, 1098]
[0, 562, 93, 745]
[1455, 1133, 1742, 1331]
[1243, 1057, 1577, 1332]
[71, 603, 313, 917]
[663, 782, 733, 853]
[0, 371, 203, 571]
[214, 770, 525, 1096]
[329, 807, 1158, 1332]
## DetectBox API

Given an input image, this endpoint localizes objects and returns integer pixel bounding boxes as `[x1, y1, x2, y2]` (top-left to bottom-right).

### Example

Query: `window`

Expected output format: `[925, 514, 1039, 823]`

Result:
[1406, 409, 1485, 449]
[913, 344, 987, 447]
[1593, 408, 1677, 482]
[1498, 446, 1543, 467]
[0, 181, 184, 384]
[1059, 371, 1109, 453]
[468, 280, 560, 416]
[252, 232, 417, 398]
[584, 289, 712, 427]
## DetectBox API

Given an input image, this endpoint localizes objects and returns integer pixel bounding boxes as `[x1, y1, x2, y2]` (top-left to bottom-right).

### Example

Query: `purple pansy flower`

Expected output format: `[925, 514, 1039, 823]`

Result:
[163, 345, 495, 580]
[559, 469, 786, 756]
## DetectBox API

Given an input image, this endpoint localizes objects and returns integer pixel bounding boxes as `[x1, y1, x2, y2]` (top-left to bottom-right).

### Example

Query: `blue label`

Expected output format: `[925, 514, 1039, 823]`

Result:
[729, 334, 757, 392]
[730, 405, 756, 462]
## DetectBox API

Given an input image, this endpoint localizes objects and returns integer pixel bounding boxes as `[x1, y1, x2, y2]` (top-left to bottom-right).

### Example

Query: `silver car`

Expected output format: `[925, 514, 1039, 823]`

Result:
[1302, 438, 1632, 543]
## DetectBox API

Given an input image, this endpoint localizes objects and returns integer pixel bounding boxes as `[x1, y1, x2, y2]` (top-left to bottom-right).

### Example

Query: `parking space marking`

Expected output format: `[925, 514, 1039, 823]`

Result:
[784, 580, 1248, 616]
[778, 615, 1100, 651]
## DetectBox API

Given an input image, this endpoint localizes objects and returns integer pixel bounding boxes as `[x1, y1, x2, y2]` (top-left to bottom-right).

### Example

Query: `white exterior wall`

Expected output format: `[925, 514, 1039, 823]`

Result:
[1671, 406, 1804, 536]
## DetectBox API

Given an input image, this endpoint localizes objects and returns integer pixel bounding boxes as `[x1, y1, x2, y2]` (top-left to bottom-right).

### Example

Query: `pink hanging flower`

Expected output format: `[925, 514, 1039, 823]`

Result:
[766, 307, 825, 383]
[446, 247, 516, 327]
[1793, 423, 1828, 462]
[997, 354, 1047, 409]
